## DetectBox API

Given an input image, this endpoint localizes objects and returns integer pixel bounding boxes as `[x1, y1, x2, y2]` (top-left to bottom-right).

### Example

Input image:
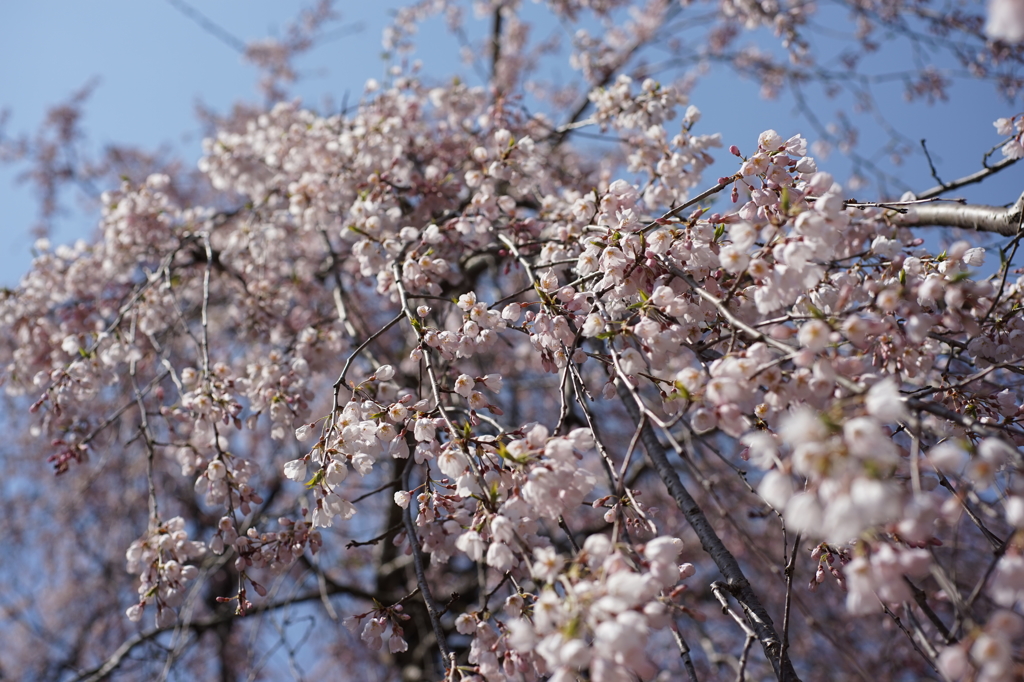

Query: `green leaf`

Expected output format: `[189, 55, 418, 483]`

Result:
[672, 381, 691, 401]
[305, 469, 325, 489]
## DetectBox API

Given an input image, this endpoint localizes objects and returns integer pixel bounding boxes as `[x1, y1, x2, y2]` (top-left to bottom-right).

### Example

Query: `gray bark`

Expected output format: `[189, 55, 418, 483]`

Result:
[617, 382, 801, 682]
[892, 191, 1024, 236]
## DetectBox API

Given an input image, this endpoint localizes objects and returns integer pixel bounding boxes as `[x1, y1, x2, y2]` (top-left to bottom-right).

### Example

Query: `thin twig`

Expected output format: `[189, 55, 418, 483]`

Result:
[916, 156, 1021, 200]
[672, 625, 701, 682]
[70, 581, 374, 682]
[881, 605, 940, 676]
[346, 522, 404, 549]
[780, 533, 800, 663]
[640, 176, 737, 233]
[331, 312, 404, 407]
[920, 139, 943, 187]
[710, 582, 758, 682]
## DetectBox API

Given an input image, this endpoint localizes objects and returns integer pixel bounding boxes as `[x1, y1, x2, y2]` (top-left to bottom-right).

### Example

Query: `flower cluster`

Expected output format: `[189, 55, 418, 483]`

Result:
[472, 535, 693, 681]
[125, 517, 205, 627]
[994, 113, 1024, 160]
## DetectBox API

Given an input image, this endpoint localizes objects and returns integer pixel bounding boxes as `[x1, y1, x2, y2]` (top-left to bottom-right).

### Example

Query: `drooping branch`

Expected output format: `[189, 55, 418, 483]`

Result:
[616, 382, 801, 682]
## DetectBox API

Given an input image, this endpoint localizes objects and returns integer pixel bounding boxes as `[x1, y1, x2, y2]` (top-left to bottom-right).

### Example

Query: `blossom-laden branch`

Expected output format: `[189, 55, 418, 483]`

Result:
[5, 4, 1024, 678]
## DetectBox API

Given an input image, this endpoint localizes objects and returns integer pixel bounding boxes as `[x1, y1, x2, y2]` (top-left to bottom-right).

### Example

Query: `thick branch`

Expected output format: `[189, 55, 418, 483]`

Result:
[890, 191, 1024, 235]
[401, 457, 453, 669]
[490, 4, 503, 86]
[617, 382, 800, 682]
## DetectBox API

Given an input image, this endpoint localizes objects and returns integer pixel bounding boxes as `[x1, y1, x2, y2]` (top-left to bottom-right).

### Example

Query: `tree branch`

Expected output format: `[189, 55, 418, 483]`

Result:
[617, 382, 801, 682]
[889, 190, 1024, 235]
[916, 156, 1021, 200]
[70, 580, 375, 682]
[490, 4, 503, 87]
[401, 457, 453, 670]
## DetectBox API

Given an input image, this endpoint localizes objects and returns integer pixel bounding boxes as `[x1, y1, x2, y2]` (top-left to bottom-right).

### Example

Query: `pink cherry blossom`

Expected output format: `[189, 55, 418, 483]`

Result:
[4, 1, 1024, 679]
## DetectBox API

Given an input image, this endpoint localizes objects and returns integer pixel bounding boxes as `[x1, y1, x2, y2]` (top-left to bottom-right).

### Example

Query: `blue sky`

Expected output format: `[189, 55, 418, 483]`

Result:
[1, 1, 1019, 286]
[0, 1, 408, 285]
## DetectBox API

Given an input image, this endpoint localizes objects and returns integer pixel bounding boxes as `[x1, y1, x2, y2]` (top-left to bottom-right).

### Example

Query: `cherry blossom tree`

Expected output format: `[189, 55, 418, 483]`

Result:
[2, 1, 1024, 681]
